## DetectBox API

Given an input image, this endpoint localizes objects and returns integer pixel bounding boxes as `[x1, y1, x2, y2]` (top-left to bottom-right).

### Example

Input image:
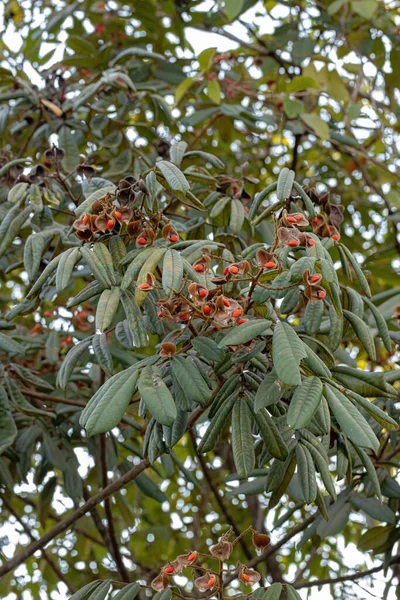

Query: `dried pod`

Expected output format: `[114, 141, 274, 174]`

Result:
[238, 566, 261, 585]
[162, 560, 182, 575]
[302, 270, 322, 286]
[193, 254, 211, 274]
[281, 209, 309, 228]
[210, 540, 233, 560]
[252, 531, 271, 550]
[176, 551, 198, 566]
[160, 342, 177, 358]
[194, 572, 216, 591]
[151, 573, 169, 591]
[76, 163, 96, 180]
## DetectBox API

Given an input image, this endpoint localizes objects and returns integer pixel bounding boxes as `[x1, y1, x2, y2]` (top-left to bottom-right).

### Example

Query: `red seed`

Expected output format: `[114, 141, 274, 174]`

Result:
[313, 217, 319, 225]
[164, 567, 174, 574]
[237, 318, 248, 325]
[288, 239, 299, 247]
[137, 237, 147, 245]
[295, 214, 303, 221]
[232, 308, 242, 318]
[106, 219, 114, 230]
[307, 239, 315, 247]
[223, 266, 229, 276]
[115, 211, 122, 220]
[229, 265, 239, 274]
[287, 216, 297, 223]
[203, 305, 211, 315]
[198, 288, 207, 298]
[264, 261, 275, 269]
[207, 578, 215, 588]
[82, 215, 88, 226]
[331, 234, 339, 241]
[178, 313, 189, 320]
[309, 275, 320, 283]
[65, 336, 73, 344]
[223, 297, 230, 307]
[157, 312, 163, 318]
[44, 311, 53, 317]
[317, 290, 326, 299]
[170, 234, 179, 242]
[139, 283, 150, 290]
[242, 574, 250, 582]
[188, 552, 196, 561]
[194, 264, 204, 272]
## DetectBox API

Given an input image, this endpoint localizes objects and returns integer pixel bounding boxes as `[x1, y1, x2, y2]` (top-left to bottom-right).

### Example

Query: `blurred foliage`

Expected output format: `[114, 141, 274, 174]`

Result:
[0, 1, 399, 599]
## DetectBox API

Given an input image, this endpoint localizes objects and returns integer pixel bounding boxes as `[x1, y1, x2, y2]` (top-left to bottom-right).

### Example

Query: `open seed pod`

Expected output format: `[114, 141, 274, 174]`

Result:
[194, 572, 217, 591]
[210, 540, 233, 560]
[238, 566, 261, 585]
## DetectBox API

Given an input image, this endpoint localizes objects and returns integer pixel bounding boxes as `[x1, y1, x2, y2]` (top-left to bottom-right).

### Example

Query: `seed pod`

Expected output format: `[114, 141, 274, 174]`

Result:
[176, 551, 198, 566]
[151, 573, 169, 591]
[194, 572, 216, 591]
[238, 566, 261, 585]
[252, 531, 271, 550]
[160, 343, 176, 357]
[210, 540, 233, 560]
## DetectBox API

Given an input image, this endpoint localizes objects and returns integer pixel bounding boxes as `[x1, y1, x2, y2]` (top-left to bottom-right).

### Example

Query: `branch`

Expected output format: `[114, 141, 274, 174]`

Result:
[20, 387, 86, 408]
[294, 555, 400, 589]
[0, 458, 150, 579]
[100, 434, 131, 582]
[189, 430, 252, 561]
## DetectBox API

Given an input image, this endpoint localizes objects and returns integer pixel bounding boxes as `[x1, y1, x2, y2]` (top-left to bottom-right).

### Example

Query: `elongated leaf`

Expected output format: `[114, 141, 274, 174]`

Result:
[57, 338, 91, 389]
[287, 377, 322, 429]
[353, 445, 381, 501]
[246, 395, 288, 460]
[92, 333, 113, 376]
[340, 244, 371, 297]
[24, 232, 53, 281]
[272, 322, 307, 386]
[66, 281, 104, 307]
[0, 205, 32, 259]
[232, 400, 255, 477]
[286, 585, 302, 600]
[218, 319, 271, 347]
[363, 297, 392, 352]
[191, 336, 225, 363]
[198, 392, 237, 453]
[121, 290, 148, 347]
[135, 472, 167, 503]
[301, 438, 336, 500]
[113, 582, 141, 600]
[352, 495, 395, 524]
[277, 167, 295, 200]
[68, 581, 102, 600]
[262, 583, 282, 600]
[255, 372, 283, 411]
[87, 580, 111, 600]
[0, 332, 25, 356]
[324, 384, 379, 452]
[229, 198, 245, 234]
[347, 390, 397, 430]
[93, 243, 118, 286]
[162, 248, 183, 295]
[157, 160, 190, 200]
[0, 386, 17, 454]
[80, 365, 139, 435]
[95, 287, 120, 332]
[56, 247, 81, 292]
[81, 246, 112, 288]
[296, 443, 317, 503]
[343, 310, 376, 360]
[302, 343, 332, 378]
[303, 300, 324, 335]
[139, 366, 177, 426]
[135, 248, 166, 305]
[170, 356, 210, 406]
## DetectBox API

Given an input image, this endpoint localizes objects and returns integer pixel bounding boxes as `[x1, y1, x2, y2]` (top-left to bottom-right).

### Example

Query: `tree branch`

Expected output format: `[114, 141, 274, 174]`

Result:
[0, 458, 150, 579]
[293, 555, 400, 589]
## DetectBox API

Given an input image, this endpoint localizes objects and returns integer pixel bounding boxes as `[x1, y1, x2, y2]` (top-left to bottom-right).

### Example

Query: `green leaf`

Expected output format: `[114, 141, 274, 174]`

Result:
[139, 366, 177, 426]
[80, 365, 139, 435]
[340, 244, 371, 297]
[277, 168, 295, 201]
[191, 336, 225, 363]
[328, 0, 346, 14]
[358, 525, 392, 552]
[198, 47, 217, 71]
[352, 0, 377, 19]
[0, 386, 17, 454]
[224, 0, 245, 21]
[303, 299, 324, 335]
[232, 400, 255, 477]
[170, 356, 211, 406]
[262, 583, 282, 600]
[87, 580, 112, 600]
[57, 339, 91, 389]
[175, 77, 195, 104]
[170, 141, 188, 166]
[135, 248, 166, 305]
[113, 581, 140, 599]
[103, 149, 132, 177]
[157, 160, 190, 200]
[81, 247, 113, 288]
[218, 319, 271, 347]
[121, 290, 148, 348]
[198, 392, 237, 453]
[208, 79, 221, 104]
[28, 184, 43, 213]
[347, 390, 398, 431]
[353, 445, 381, 501]
[93, 243, 118, 286]
[255, 372, 283, 411]
[68, 582, 103, 600]
[363, 297, 392, 353]
[286, 585, 302, 600]
[272, 322, 307, 386]
[324, 384, 379, 452]
[301, 342, 332, 379]
[162, 249, 183, 295]
[301, 436, 336, 500]
[352, 495, 395, 524]
[246, 394, 288, 460]
[45, 330, 59, 364]
[183, 151, 225, 170]
[0, 332, 25, 356]
[95, 287, 120, 332]
[287, 377, 323, 429]
[92, 333, 113, 376]
[229, 198, 245, 233]
[56, 247, 81, 292]
[283, 97, 305, 118]
[343, 310, 376, 361]
[301, 113, 329, 140]
[58, 125, 80, 172]
[296, 443, 318, 502]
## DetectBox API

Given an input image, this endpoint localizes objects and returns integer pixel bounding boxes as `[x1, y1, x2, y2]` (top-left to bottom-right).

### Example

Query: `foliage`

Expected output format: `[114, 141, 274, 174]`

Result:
[0, 1, 399, 599]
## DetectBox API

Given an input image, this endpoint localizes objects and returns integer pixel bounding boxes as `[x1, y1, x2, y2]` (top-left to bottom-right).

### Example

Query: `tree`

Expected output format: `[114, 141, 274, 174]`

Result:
[0, 0, 399, 599]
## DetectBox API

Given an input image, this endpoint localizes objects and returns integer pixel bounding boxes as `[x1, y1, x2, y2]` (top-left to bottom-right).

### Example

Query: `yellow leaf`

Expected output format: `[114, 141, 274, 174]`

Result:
[175, 77, 195, 104]
[207, 79, 221, 105]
